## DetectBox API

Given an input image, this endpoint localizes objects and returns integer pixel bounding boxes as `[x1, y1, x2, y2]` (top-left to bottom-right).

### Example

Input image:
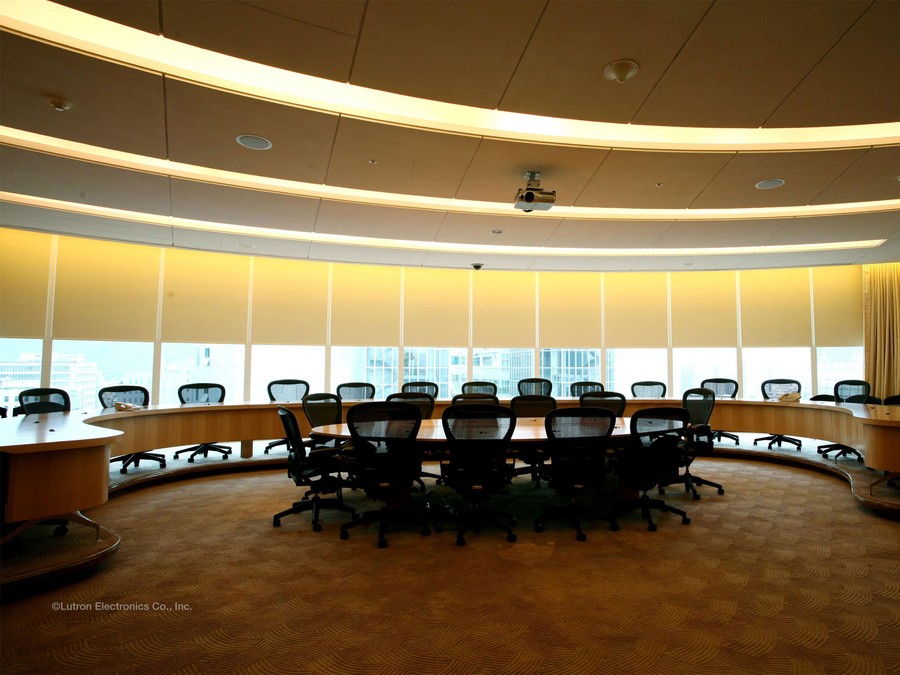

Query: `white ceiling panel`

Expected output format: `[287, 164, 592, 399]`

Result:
[172, 227, 312, 260]
[653, 219, 790, 248]
[419, 251, 539, 272]
[434, 213, 560, 247]
[314, 201, 445, 241]
[545, 219, 673, 248]
[812, 146, 900, 205]
[306, 242, 428, 267]
[764, 213, 900, 245]
[55, 0, 161, 32]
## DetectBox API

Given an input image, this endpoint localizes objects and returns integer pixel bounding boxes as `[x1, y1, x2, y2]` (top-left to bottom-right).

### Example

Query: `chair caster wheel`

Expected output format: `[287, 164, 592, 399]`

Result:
[120, 468, 128, 474]
[576, 533, 587, 542]
[187, 457, 194, 463]
[717, 488, 725, 495]
[377, 539, 388, 549]
[160, 462, 166, 468]
[312, 522, 322, 533]
[456, 536, 466, 546]
[610, 522, 620, 532]
[434, 524, 444, 533]
[857, 457, 864, 463]
[421, 527, 431, 537]
[692, 493, 701, 500]
[648, 523, 657, 532]
[682, 517, 691, 525]
[273, 518, 281, 527]
[534, 522, 544, 533]
[658, 487, 665, 495]
[340, 530, 349, 540]
[54, 525, 68, 536]
[506, 533, 517, 543]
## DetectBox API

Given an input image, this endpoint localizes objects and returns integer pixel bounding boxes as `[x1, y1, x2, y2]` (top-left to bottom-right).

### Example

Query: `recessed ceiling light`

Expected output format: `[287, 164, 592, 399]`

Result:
[47, 96, 72, 112]
[491, 229, 504, 235]
[603, 59, 639, 83]
[368, 159, 378, 165]
[755, 178, 785, 190]
[235, 134, 272, 150]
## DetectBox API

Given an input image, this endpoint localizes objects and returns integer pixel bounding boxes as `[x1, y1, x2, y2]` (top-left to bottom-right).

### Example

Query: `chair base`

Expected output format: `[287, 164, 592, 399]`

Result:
[452, 503, 517, 546]
[534, 497, 618, 541]
[818, 442, 863, 462]
[659, 469, 725, 500]
[338, 500, 431, 548]
[264, 438, 287, 454]
[110, 452, 166, 474]
[713, 430, 740, 445]
[273, 495, 356, 532]
[754, 433, 801, 450]
[869, 472, 900, 495]
[618, 493, 690, 532]
[173, 443, 232, 462]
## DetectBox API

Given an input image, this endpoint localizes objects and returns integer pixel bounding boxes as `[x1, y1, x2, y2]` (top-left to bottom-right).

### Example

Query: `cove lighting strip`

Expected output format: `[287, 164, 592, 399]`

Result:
[2, 0, 900, 152]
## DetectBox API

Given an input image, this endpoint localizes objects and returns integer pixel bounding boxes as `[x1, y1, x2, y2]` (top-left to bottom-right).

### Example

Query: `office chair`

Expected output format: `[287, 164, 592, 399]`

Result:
[100, 385, 165, 473]
[402, 381, 439, 398]
[336, 382, 376, 400]
[18, 388, 71, 414]
[810, 394, 836, 401]
[509, 395, 557, 487]
[657, 388, 724, 499]
[817, 380, 872, 462]
[570, 381, 604, 398]
[0, 407, 5, 418]
[700, 378, 740, 444]
[442, 403, 518, 546]
[884, 395, 900, 406]
[536, 407, 618, 541]
[173, 383, 232, 462]
[753, 379, 803, 450]
[613, 407, 692, 531]
[579, 391, 626, 417]
[517, 377, 552, 396]
[631, 381, 667, 398]
[302, 392, 347, 452]
[451, 392, 500, 405]
[272, 406, 357, 531]
[264, 379, 310, 453]
[339, 401, 426, 548]
[388, 391, 440, 489]
[461, 381, 498, 396]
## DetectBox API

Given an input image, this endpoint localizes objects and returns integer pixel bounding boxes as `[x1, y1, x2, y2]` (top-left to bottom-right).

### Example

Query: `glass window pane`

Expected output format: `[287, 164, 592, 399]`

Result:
[250, 345, 325, 399]
[403, 347, 467, 399]
[539, 349, 601, 397]
[742, 347, 812, 399]
[331, 346, 399, 399]
[160, 343, 245, 405]
[51, 340, 154, 410]
[816, 346, 865, 397]
[672, 348, 738, 396]
[0, 338, 43, 412]
[472, 348, 534, 398]
[605, 348, 668, 395]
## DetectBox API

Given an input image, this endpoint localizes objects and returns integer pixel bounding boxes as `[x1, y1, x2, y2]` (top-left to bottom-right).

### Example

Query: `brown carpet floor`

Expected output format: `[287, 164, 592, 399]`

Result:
[2, 459, 899, 674]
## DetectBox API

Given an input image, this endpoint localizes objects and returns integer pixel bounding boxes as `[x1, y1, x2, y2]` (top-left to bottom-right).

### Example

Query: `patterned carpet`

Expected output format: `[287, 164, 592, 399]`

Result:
[2, 459, 899, 674]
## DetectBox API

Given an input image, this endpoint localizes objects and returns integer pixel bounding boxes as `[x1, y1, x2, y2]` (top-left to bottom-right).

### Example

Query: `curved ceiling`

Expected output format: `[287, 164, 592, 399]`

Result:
[1, 0, 899, 271]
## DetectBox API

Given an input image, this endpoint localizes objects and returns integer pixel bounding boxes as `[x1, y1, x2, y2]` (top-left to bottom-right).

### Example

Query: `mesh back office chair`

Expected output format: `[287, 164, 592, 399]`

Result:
[579, 391, 626, 417]
[442, 404, 518, 546]
[271, 406, 356, 531]
[339, 402, 426, 548]
[302, 393, 347, 452]
[657, 388, 725, 499]
[18, 388, 71, 414]
[517, 378, 552, 396]
[387, 392, 440, 488]
[817, 380, 873, 461]
[173, 383, 232, 462]
[402, 381, 439, 398]
[614, 407, 692, 531]
[452, 392, 500, 405]
[264, 379, 310, 454]
[631, 381, 667, 398]
[336, 382, 376, 400]
[700, 378, 740, 444]
[754, 379, 803, 450]
[461, 381, 497, 396]
[509, 395, 558, 486]
[884, 395, 900, 406]
[570, 381, 604, 398]
[100, 385, 166, 473]
[536, 407, 618, 541]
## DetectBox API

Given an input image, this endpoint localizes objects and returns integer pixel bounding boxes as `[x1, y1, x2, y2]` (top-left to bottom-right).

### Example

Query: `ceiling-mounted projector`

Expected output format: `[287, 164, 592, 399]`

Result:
[514, 171, 556, 212]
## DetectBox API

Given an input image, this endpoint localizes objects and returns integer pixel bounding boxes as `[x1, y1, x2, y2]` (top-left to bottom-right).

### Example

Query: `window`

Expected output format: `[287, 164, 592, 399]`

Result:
[403, 347, 467, 399]
[672, 348, 738, 396]
[472, 348, 533, 398]
[539, 349, 601, 397]
[51, 340, 154, 410]
[160, 343, 245, 405]
[250, 345, 325, 399]
[605, 348, 667, 394]
[0, 338, 43, 412]
[816, 346, 865, 397]
[742, 347, 812, 399]
[331, 346, 399, 398]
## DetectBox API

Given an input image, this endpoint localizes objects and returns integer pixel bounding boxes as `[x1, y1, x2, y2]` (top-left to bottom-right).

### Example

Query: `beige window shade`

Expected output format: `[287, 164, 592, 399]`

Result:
[473, 271, 536, 347]
[604, 272, 668, 347]
[812, 265, 863, 347]
[404, 268, 469, 346]
[161, 248, 250, 343]
[0, 228, 51, 338]
[53, 236, 160, 340]
[671, 271, 738, 347]
[251, 258, 328, 344]
[740, 268, 811, 347]
[331, 263, 401, 345]
[539, 272, 601, 347]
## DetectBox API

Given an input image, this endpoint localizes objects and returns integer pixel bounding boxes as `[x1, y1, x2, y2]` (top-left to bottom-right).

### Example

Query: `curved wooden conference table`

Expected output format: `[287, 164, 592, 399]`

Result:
[2, 397, 899, 540]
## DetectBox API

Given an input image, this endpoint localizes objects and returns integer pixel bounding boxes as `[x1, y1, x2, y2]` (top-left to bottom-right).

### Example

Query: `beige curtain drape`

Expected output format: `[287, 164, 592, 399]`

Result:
[863, 263, 900, 400]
